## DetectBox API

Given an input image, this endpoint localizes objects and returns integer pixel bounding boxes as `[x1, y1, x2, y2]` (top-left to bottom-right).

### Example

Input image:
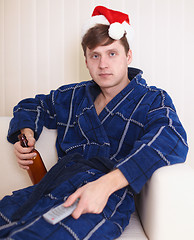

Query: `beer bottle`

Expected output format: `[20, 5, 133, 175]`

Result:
[18, 133, 47, 185]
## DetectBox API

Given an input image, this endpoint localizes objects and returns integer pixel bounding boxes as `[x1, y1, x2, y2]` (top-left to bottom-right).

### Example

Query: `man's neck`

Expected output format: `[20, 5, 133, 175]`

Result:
[94, 78, 130, 115]
[100, 78, 130, 102]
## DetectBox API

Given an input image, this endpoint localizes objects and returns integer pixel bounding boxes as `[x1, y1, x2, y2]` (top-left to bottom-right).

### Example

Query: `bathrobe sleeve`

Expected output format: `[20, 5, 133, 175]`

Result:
[116, 90, 188, 194]
[7, 90, 58, 144]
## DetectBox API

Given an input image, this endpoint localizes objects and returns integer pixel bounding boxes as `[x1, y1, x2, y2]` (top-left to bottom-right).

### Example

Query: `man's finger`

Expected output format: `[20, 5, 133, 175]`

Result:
[64, 192, 79, 207]
[71, 201, 84, 219]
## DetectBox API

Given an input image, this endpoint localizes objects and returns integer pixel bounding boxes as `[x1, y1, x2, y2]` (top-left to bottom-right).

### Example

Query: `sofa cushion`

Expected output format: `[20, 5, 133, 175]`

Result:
[116, 211, 148, 239]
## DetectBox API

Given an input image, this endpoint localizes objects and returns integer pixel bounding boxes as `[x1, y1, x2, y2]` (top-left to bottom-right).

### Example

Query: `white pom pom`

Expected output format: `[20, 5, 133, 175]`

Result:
[108, 22, 125, 40]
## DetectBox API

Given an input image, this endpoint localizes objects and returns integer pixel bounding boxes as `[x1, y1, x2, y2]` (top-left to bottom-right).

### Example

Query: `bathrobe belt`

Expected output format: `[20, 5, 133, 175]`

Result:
[11, 153, 114, 221]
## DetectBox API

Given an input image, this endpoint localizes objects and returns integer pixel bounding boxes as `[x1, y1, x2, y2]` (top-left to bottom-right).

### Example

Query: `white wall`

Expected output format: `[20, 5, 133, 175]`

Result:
[0, 0, 194, 168]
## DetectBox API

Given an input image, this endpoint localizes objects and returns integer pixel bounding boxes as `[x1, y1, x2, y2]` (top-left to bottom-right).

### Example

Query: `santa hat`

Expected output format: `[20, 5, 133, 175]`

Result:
[81, 6, 134, 47]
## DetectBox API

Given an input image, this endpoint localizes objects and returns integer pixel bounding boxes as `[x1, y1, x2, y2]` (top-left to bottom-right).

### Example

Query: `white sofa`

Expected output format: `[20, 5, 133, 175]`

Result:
[1, 116, 194, 240]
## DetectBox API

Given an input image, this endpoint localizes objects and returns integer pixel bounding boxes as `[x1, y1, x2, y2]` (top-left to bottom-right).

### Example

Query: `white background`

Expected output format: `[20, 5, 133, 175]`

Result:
[0, 0, 194, 168]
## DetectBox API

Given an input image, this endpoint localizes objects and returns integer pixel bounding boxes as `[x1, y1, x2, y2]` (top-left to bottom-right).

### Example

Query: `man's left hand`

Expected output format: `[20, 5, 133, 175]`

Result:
[63, 169, 129, 219]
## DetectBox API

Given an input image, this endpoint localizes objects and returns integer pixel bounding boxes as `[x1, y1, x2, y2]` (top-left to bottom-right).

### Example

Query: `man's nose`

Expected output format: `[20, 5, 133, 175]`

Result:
[99, 56, 108, 69]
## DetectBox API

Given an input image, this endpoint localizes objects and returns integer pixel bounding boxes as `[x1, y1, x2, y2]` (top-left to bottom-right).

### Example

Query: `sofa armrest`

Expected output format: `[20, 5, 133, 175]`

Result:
[0, 116, 58, 199]
[136, 163, 194, 240]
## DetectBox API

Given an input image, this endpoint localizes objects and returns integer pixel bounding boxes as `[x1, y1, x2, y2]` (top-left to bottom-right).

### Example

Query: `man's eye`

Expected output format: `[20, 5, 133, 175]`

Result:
[92, 54, 98, 59]
[110, 52, 116, 56]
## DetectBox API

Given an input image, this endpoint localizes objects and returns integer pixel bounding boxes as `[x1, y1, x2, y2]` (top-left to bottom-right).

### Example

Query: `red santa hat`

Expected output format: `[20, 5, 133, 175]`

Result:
[81, 6, 134, 47]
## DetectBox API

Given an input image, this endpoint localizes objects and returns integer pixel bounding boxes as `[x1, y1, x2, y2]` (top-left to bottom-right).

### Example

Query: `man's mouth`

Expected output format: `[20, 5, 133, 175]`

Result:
[99, 73, 112, 77]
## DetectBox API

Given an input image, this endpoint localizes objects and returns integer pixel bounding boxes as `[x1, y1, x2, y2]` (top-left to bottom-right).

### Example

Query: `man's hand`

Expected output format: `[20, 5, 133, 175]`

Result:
[63, 169, 128, 219]
[64, 178, 110, 219]
[14, 128, 36, 170]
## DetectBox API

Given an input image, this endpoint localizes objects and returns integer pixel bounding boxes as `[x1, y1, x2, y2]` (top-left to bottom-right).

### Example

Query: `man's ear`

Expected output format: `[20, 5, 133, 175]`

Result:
[85, 58, 88, 69]
[127, 49, 132, 65]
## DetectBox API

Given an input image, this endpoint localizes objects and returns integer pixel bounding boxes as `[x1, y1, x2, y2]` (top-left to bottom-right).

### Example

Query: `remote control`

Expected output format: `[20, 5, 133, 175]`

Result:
[43, 199, 79, 225]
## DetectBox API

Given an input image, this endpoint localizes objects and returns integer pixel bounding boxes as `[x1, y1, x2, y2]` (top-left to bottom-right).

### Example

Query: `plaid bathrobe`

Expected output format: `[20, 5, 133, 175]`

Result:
[0, 67, 188, 239]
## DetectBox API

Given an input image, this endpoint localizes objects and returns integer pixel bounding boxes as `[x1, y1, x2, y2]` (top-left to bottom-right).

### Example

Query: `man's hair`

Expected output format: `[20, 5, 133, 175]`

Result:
[81, 24, 130, 56]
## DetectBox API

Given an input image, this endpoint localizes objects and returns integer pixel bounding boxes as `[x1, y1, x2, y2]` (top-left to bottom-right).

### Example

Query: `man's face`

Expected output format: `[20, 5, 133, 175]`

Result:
[85, 40, 132, 92]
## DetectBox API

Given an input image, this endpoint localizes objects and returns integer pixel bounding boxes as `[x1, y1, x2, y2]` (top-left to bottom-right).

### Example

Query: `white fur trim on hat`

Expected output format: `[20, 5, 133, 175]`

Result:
[122, 21, 134, 47]
[81, 15, 109, 38]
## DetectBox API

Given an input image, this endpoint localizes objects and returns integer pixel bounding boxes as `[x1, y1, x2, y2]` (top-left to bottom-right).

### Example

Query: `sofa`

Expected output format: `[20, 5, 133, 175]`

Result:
[1, 116, 194, 240]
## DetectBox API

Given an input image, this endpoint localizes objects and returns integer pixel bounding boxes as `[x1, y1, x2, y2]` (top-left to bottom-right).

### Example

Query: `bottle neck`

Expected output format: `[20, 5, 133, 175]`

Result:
[18, 134, 29, 148]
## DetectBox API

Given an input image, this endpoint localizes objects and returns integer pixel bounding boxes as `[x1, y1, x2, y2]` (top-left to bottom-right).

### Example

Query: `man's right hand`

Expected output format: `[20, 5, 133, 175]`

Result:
[14, 128, 37, 170]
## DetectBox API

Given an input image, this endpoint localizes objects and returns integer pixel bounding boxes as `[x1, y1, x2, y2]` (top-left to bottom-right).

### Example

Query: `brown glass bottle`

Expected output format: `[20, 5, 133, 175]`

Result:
[18, 133, 47, 185]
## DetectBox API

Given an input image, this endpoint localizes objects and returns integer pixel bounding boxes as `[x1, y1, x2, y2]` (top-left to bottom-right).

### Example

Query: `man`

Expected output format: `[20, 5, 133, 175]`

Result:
[0, 6, 188, 240]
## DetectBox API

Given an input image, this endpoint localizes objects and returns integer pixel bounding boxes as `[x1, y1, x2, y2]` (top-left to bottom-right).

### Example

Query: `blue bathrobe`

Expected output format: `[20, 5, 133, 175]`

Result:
[0, 67, 188, 239]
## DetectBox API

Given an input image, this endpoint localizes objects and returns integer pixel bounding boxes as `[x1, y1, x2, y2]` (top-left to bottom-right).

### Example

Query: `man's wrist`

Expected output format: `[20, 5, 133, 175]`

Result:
[21, 128, 34, 137]
[98, 169, 129, 196]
